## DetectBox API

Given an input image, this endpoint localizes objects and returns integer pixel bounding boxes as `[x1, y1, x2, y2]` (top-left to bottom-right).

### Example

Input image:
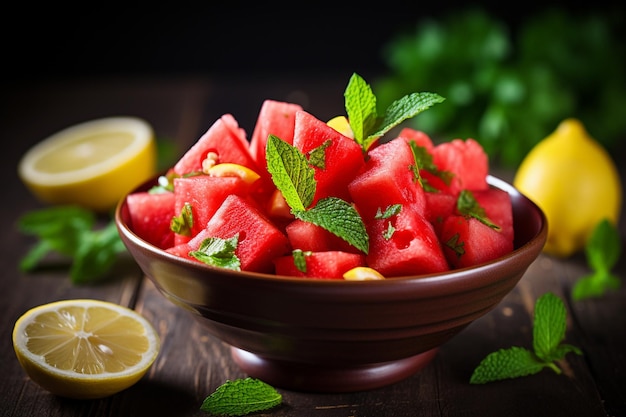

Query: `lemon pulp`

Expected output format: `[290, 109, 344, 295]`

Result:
[12, 299, 160, 399]
[18, 117, 157, 212]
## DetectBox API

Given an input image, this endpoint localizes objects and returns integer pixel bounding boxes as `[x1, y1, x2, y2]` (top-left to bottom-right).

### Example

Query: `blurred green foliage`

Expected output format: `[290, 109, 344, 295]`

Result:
[375, 8, 626, 167]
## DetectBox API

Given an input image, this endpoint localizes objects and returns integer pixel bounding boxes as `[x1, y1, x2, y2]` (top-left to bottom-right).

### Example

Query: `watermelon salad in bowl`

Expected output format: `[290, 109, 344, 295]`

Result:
[115, 74, 547, 392]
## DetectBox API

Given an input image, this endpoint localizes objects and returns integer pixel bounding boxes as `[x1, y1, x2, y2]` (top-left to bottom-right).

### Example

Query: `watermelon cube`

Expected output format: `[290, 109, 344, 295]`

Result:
[348, 137, 427, 222]
[293, 110, 365, 205]
[440, 215, 514, 269]
[285, 219, 361, 254]
[366, 206, 449, 277]
[274, 251, 366, 279]
[187, 194, 290, 273]
[126, 191, 175, 249]
[470, 188, 514, 244]
[173, 114, 260, 176]
[431, 138, 489, 195]
[172, 175, 248, 245]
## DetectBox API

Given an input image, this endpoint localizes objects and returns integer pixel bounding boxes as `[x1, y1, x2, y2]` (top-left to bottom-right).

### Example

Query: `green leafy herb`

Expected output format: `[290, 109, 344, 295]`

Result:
[456, 190, 500, 230]
[375, 204, 402, 220]
[292, 249, 311, 273]
[200, 377, 282, 416]
[344, 73, 445, 151]
[445, 233, 465, 258]
[407, 140, 453, 191]
[265, 134, 369, 253]
[189, 235, 241, 270]
[17, 206, 126, 284]
[572, 219, 622, 300]
[170, 202, 193, 236]
[307, 139, 332, 169]
[470, 292, 582, 384]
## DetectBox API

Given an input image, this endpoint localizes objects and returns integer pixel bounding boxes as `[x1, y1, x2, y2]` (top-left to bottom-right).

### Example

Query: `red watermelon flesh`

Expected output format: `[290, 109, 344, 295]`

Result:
[469, 188, 514, 244]
[396, 127, 435, 152]
[348, 137, 427, 222]
[173, 114, 260, 176]
[173, 175, 249, 245]
[285, 219, 361, 254]
[425, 191, 457, 235]
[440, 215, 513, 269]
[432, 139, 489, 195]
[366, 206, 449, 277]
[292, 110, 365, 206]
[126, 191, 175, 250]
[187, 194, 290, 273]
[273, 251, 366, 279]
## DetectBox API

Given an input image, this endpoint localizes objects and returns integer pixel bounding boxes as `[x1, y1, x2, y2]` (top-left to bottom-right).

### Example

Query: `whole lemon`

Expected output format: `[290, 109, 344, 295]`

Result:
[513, 118, 622, 257]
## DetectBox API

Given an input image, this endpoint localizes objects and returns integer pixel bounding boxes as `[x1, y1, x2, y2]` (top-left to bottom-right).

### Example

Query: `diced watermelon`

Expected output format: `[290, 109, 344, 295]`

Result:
[348, 137, 427, 222]
[173, 114, 260, 176]
[396, 127, 435, 152]
[431, 138, 489, 195]
[249, 99, 302, 169]
[172, 175, 248, 245]
[285, 219, 361, 254]
[425, 191, 457, 235]
[440, 215, 513, 269]
[126, 191, 175, 249]
[366, 206, 449, 277]
[187, 194, 290, 273]
[274, 251, 366, 279]
[292, 110, 365, 205]
[470, 188, 514, 244]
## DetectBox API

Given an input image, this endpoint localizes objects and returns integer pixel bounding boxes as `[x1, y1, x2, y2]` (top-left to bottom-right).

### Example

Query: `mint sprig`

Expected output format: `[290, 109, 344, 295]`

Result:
[189, 235, 241, 270]
[572, 218, 622, 300]
[200, 377, 282, 416]
[345, 73, 445, 151]
[266, 134, 369, 253]
[17, 206, 127, 284]
[457, 190, 500, 230]
[470, 292, 582, 384]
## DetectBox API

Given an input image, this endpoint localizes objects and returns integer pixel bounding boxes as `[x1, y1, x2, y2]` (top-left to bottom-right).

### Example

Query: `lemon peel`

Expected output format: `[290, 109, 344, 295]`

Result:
[18, 117, 157, 212]
[12, 299, 160, 399]
[513, 118, 622, 257]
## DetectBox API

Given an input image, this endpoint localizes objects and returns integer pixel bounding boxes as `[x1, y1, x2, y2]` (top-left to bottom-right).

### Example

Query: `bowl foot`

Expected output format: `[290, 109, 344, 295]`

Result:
[230, 347, 439, 393]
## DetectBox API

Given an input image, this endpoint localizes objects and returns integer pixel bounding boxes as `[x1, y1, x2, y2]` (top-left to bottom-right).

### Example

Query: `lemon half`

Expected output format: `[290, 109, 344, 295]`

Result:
[18, 117, 157, 212]
[12, 299, 160, 399]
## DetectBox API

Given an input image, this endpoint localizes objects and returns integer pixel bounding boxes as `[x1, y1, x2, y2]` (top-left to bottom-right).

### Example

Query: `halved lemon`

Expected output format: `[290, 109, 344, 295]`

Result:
[18, 117, 157, 212]
[12, 299, 160, 399]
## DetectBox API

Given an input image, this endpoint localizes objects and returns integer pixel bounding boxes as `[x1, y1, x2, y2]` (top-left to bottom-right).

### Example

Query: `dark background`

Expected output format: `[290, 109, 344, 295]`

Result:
[5, 1, 624, 82]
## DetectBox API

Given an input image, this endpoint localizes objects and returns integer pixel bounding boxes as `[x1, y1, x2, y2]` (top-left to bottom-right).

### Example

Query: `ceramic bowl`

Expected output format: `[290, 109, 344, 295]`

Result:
[115, 175, 547, 393]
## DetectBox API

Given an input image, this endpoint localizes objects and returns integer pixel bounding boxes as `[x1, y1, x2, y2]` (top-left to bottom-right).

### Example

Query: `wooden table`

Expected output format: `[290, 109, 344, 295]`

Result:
[2, 74, 625, 417]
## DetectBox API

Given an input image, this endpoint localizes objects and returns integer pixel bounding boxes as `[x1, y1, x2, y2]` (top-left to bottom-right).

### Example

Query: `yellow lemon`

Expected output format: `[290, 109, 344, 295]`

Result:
[343, 266, 385, 281]
[12, 299, 160, 399]
[18, 117, 157, 212]
[513, 118, 622, 257]
[327, 116, 354, 138]
[207, 162, 261, 186]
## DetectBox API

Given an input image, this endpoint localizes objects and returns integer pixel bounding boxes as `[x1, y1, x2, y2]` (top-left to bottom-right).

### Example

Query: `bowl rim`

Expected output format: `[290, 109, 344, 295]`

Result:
[115, 174, 547, 288]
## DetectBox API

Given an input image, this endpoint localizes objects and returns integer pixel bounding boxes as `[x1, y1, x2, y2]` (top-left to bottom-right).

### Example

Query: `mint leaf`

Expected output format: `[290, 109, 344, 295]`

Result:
[344, 72, 379, 148]
[407, 140, 454, 191]
[573, 219, 621, 300]
[295, 197, 369, 254]
[470, 292, 582, 384]
[266, 134, 316, 211]
[190, 235, 241, 270]
[532, 292, 566, 362]
[292, 249, 311, 273]
[200, 377, 282, 416]
[307, 139, 332, 169]
[17, 206, 126, 284]
[170, 202, 193, 236]
[470, 346, 546, 384]
[368, 91, 445, 145]
[375, 204, 402, 220]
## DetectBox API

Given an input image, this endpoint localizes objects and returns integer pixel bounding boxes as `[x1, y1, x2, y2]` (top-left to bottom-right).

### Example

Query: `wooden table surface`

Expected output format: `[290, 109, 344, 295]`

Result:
[2, 74, 625, 417]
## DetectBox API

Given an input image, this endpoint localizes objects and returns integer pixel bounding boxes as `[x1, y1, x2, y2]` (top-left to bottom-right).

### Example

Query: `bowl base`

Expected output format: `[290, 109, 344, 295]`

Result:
[230, 347, 439, 393]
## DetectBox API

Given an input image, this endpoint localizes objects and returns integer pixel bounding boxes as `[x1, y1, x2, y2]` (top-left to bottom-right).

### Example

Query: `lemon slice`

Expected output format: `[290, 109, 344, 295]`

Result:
[206, 162, 261, 185]
[343, 266, 385, 281]
[18, 117, 157, 212]
[12, 299, 160, 399]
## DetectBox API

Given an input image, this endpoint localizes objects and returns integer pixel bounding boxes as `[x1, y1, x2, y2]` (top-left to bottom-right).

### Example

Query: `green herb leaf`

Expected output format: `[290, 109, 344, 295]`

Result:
[470, 346, 546, 384]
[189, 235, 241, 270]
[292, 249, 311, 273]
[200, 377, 282, 416]
[17, 206, 126, 284]
[407, 140, 454, 190]
[307, 139, 332, 169]
[572, 219, 622, 300]
[470, 292, 582, 384]
[456, 190, 500, 230]
[295, 197, 369, 254]
[170, 202, 194, 236]
[375, 204, 402, 220]
[266, 134, 316, 211]
[344, 73, 379, 148]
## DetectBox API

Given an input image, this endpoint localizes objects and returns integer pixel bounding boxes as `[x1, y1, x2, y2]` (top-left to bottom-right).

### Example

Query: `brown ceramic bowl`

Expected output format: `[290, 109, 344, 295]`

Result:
[115, 175, 547, 393]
